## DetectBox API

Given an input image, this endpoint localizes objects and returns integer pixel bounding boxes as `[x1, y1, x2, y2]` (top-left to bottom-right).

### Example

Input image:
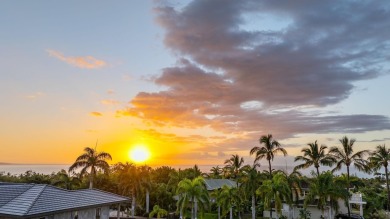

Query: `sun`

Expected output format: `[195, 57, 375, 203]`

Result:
[128, 145, 151, 163]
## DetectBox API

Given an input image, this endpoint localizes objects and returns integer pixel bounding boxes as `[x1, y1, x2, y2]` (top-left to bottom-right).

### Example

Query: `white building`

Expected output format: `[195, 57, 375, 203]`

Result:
[0, 182, 129, 219]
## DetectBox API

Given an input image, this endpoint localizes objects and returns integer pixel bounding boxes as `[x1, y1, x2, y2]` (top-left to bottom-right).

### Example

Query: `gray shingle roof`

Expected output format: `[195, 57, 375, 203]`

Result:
[0, 183, 129, 218]
[203, 179, 237, 190]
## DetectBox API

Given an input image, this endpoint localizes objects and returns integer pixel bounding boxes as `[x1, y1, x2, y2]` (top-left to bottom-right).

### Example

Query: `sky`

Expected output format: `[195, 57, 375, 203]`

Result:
[1, 0, 390, 170]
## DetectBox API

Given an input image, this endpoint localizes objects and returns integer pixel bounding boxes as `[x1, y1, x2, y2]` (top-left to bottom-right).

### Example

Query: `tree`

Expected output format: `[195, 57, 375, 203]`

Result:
[149, 205, 168, 218]
[69, 146, 112, 189]
[209, 166, 223, 179]
[176, 177, 209, 219]
[294, 140, 335, 176]
[224, 154, 245, 182]
[276, 169, 302, 205]
[139, 165, 152, 213]
[218, 185, 239, 219]
[328, 136, 369, 218]
[369, 144, 390, 210]
[115, 162, 142, 217]
[241, 164, 261, 219]
[250, 134, 287, 179]
[257, 172, 291, 219]
[210, 189, 222, 219]
[52, 169, 81, 190]
[304, 171, 347, 218]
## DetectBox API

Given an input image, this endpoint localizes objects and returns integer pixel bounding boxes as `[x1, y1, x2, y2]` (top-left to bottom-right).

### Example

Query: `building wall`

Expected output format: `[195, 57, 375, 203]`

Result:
[53, 211, 72, 219]
[101, 206, 109, 218]
[29, 205, 111, 219]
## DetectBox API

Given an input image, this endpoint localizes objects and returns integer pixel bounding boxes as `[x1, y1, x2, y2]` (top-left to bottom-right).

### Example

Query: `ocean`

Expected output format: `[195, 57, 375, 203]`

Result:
[0, 164, 375, 178]
[0, 164, 70, 175]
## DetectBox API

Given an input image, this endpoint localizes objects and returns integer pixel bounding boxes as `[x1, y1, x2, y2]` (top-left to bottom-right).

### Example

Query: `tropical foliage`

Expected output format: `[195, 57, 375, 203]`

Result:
[294, 140, 335, 176]
[2, 136, 388, 219]
[69, 146, 112, 189]
[250, 134, 287, 179]
[176, 177, 209, 219]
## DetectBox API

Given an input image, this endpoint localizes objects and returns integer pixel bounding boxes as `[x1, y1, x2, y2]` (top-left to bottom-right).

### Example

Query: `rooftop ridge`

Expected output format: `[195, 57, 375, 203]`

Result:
[0, 184, 43, 216]
[25, 184, 47, 215]
[0, 184, 32, 208]
[42, 184, 129, 200]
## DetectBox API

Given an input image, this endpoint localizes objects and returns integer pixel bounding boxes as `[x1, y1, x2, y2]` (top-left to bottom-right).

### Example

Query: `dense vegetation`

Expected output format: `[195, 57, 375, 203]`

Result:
[1, 135, 390, 219]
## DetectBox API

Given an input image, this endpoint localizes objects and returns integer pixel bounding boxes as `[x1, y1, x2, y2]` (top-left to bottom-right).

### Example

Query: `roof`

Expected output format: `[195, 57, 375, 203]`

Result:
[0, 183, 130, 218]
[204, 179, 236, 190]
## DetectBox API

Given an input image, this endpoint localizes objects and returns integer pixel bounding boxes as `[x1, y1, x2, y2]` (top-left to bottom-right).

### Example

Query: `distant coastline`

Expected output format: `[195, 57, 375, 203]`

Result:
[0, 163, 70, 165]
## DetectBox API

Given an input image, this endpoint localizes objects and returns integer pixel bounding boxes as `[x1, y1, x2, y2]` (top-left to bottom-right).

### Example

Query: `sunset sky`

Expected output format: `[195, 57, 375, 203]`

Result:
[1, 0, 390, 168]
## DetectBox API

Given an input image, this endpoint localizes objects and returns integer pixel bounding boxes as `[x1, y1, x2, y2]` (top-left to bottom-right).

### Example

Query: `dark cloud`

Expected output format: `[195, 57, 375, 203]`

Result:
[357, 137, 390, 143]
[154, 0, 390, 106]
[120, 0, 390, 143]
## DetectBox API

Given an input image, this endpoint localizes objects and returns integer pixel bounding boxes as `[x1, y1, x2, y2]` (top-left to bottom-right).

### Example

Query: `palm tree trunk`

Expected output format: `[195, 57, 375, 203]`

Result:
[194, 199, 198, 219]
[269, 159, 272, 179]
[146, 190, 150, 213]
[385, 165, 390, 211]
[191, 198, 194, 219]
[347, 165, 351, 219]
[89, 167, 95, 189]
[218, 205, 220, 219]
[132, 195, 136, 217]
[252, 193, 256, 219]
[316, 166, 320, 176]
[229, 207, 233, 219]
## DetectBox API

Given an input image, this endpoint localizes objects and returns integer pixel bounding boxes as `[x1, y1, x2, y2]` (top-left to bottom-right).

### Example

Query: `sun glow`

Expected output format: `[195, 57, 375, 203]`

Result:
[129, 145, 151, 163]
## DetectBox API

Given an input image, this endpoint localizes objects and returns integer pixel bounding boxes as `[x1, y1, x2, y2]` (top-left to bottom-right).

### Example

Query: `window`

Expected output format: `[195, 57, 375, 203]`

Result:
[73, 211, 78, 219]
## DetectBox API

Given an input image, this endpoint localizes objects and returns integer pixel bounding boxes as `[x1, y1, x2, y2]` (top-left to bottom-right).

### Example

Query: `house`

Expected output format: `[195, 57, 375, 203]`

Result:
[262, 185, 366, 219]
[0, 182, 130, 219]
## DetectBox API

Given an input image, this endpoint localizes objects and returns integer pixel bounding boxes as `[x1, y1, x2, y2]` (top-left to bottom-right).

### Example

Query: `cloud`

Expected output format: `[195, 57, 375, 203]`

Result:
[154, 0, 390, 107]
[100, 99, 121, 105]
[25, 92, 45, 100]
[90, 112, 103, 117]
[46, 49, 107, 69]
[357, 137, 390, 143]
[120, 60, 390, 138]
[117, 1, 390, 152]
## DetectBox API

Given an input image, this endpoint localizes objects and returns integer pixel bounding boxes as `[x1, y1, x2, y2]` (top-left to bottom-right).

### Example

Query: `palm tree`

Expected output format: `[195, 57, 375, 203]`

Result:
[115, 162, 142, 217]
[210, 189, 222, 219]
[369, 144, 390, 210]
[139, 165, 152, 213]
[304, 171, 348, 218]
[276, 169, 302, 205]
[149, 205, 168, 218]
[218, 185, 239, 219]
[69, 146, 112, 189]
[294, 141, 335, 176]
[209, 166, 223, 179]
[328, 136, 369, 218]
[52, 169, 81, 190]
[224, 154, 245, 182]
[257, 172, 291, 219]
[241, 164, 261, 219]
[250, 134, 287, 179]
[176, 177, 209, 219]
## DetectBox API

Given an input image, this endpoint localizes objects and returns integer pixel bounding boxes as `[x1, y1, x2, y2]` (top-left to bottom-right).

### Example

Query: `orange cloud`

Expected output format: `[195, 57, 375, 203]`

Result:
[46, 49, 107, 69]
[26, 92, 45, 100]
[90, 112, 103, 117]
[100, 99, 120, 105]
